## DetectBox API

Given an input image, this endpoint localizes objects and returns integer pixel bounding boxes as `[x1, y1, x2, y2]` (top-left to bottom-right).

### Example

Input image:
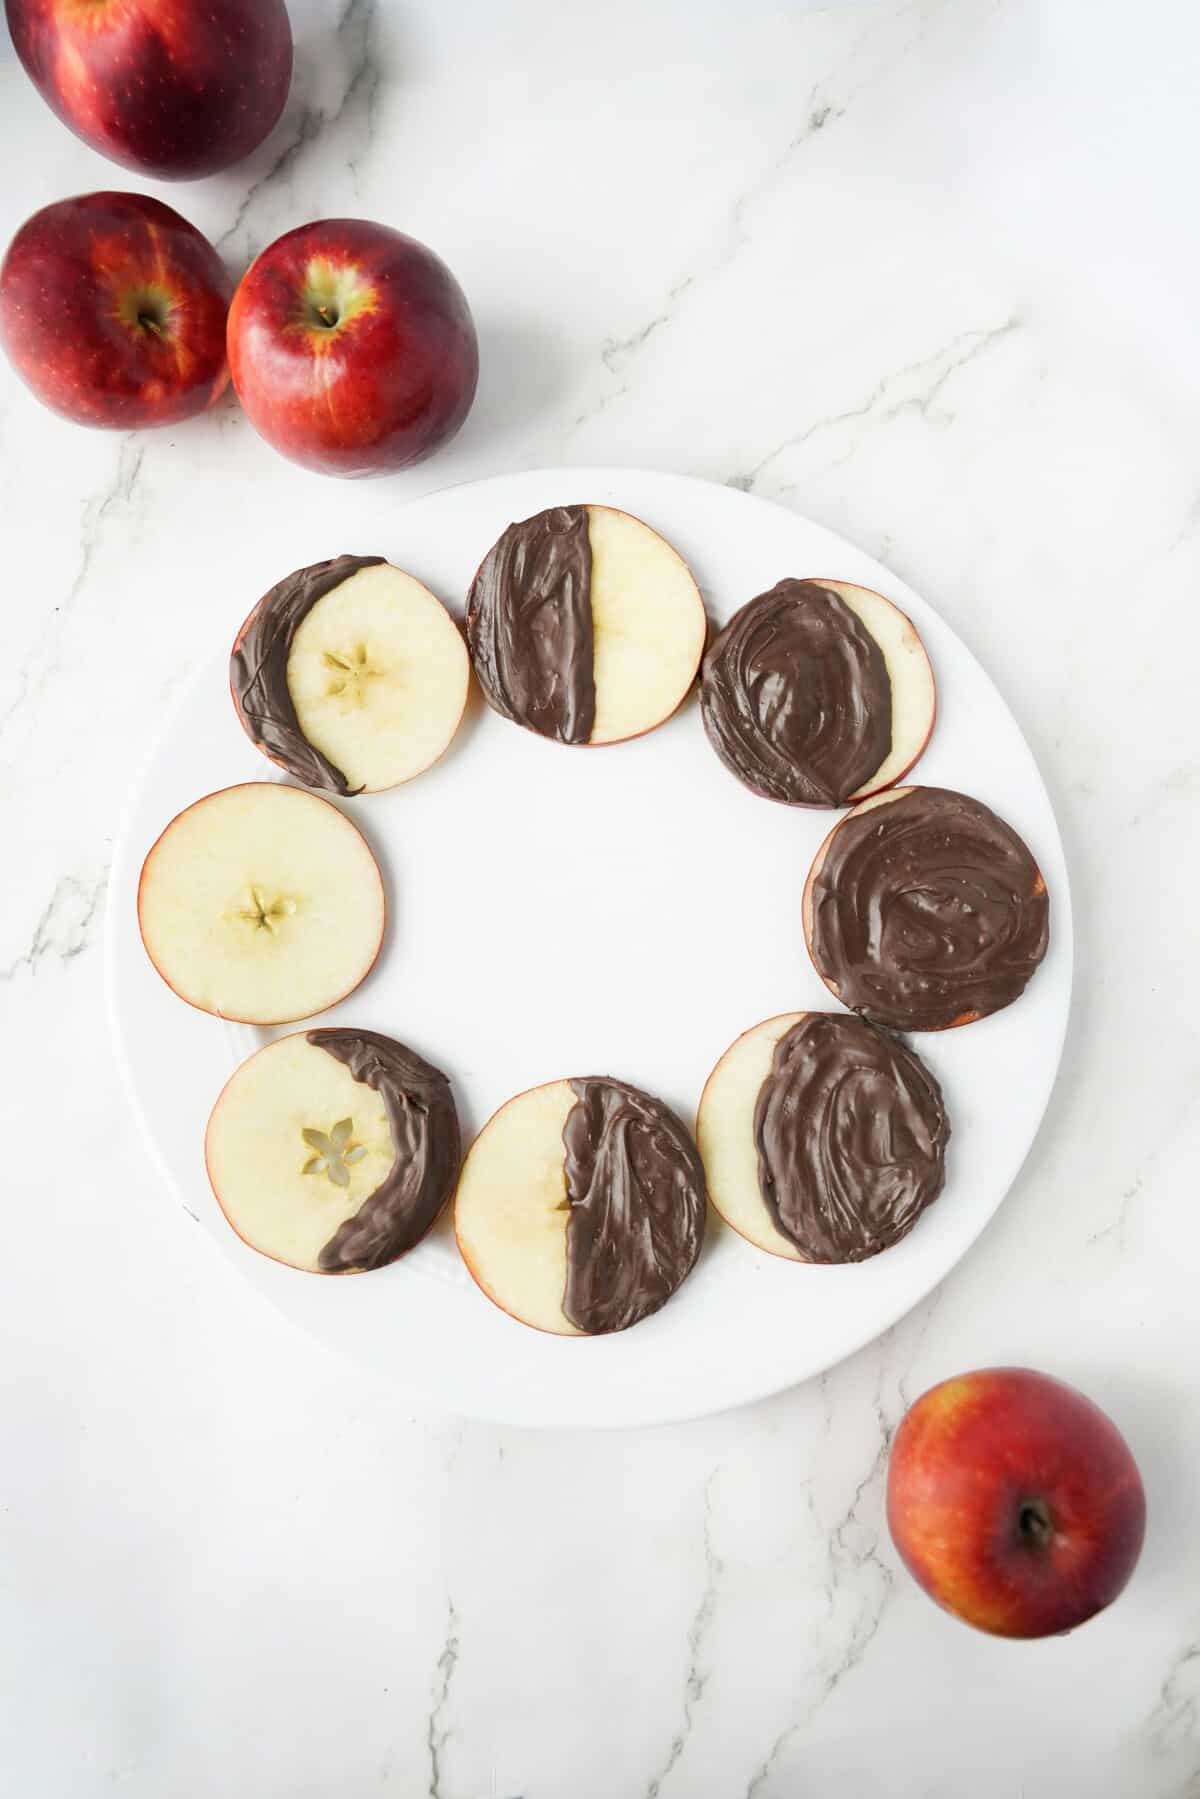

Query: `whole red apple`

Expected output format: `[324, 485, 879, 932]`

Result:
[5, 0, 292, 181]
[887, 1368, 1146, 1638]
[0, 192, 231, 428]
[227, 219, 479, 478]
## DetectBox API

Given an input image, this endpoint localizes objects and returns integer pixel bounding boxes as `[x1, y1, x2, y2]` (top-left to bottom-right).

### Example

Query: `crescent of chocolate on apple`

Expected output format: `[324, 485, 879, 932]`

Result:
[454, 1075, 707, 1335]
[205, 1028, 461, 1275]
[465, 504, 707, 747]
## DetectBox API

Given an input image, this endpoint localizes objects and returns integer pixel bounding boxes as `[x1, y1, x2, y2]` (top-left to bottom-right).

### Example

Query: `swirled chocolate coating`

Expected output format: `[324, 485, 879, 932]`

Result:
[808, 786, 1050, 1030]
[307, 1029, 461, 1273]
[231, 555, 384, 794]
[466, 506, 595, 743]
[701, 580, 892, 805]
[561, 1078, 706, 1334]
[754, 1013, 949, 1262]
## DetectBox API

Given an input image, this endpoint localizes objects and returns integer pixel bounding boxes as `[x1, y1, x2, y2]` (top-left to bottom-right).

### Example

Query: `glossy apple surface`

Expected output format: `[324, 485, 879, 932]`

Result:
[0, 192, 231, 428]
[227, 219, 479, 478]
[5, 0, 292, 180]
[887, 1367, 1146, 1637]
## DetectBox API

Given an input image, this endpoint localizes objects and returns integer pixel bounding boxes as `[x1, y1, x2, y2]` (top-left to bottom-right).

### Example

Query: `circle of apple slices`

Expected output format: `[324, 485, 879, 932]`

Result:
[137, 782, 384, 1024]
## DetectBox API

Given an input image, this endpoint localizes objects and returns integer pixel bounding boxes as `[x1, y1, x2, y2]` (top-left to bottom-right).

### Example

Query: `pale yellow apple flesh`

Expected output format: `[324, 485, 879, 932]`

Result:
[696, 1013, 808, 1261]
[285, 562, 469, 793]
[137, 783, 385, 1024]
[453, 1080, 584, 1336]
[585, 506, 707, 744]
[205, 1032, 396, 1272]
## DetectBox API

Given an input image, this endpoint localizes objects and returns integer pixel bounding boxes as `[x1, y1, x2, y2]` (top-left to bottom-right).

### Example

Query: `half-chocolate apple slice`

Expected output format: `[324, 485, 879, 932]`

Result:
[454, 1076, 707, 1334]
[231, 555, 470, 794]
[205, 1028, 461, 1273]
[137, 782, 385, 1024]
[466, 505, 707, 746]
[697, 1010, 949, 1263]
[700, 578, 935, 806]
[803, 785, 1050, 1030]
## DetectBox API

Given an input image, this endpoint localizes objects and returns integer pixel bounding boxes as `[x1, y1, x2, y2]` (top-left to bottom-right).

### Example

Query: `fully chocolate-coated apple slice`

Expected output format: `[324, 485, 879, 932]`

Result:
[698, 1011, 949, 1263]
[454, 1076, 707, 1335]
[466, 505, 707, 746]
[700, 578, 935, 807]
[231, 555, 470, 795]
[205, 1029, 461, 1274]
[137, 782, 384, 1025]
[803, 785, 1050, 1031]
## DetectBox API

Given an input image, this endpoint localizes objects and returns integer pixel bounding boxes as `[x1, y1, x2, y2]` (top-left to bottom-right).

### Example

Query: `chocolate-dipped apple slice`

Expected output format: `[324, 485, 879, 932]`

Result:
[466, 505, 707, 746]
[138, 783, 385, 1025]
[231, 555, 470, 794]
[205, 1029, 461, 1274]
[803, 785, 1050, 1031]
[697, 1011, 949, 1263]
[454, 1076, 707, 1335]
[701, 578, 935, 806]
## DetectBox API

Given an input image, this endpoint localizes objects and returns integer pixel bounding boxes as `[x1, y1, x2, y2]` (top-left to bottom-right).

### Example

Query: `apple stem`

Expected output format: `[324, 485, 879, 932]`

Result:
[316, 304, 339, 328]
[1017, 1500, 1054, 1549]
[139, 313, 166, 339]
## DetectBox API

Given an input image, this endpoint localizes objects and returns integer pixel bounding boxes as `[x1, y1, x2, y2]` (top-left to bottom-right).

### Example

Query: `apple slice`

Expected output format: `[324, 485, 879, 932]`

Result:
[803, 785, 1050, 1031]
[700, 578, 935, 807]
[231, 555, 470, 795]
[138, 783, 384, 1024]
[697, 1010, 949, 1264]
[454, 1076, 707, 1335]
[466, 505, 706, 746]
[205, 1028, 460, 1274]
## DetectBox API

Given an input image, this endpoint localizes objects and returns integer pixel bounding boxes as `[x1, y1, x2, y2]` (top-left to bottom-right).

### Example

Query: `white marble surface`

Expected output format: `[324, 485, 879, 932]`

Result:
[2, 0, 1199, 1791]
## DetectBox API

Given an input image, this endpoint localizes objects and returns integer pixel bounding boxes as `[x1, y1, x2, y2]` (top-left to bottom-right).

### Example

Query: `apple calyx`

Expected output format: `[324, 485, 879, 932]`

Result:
[301, 1118, 367, 1189]
[1016, 1498, 1056, 1551]
[231, 886, 297, 934]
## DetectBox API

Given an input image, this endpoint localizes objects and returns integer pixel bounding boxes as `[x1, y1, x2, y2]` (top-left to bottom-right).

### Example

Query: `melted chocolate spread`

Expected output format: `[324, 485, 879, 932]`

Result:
[754, 1013, 949, 1263]
[231, 555, 384, 794]
[808, 786, 1050, 1030]
[466, 506, 595, 743]
[561, 1078, 706, 1334]
[701, 580, 893, 806]
[307, 1029, 461, 1273]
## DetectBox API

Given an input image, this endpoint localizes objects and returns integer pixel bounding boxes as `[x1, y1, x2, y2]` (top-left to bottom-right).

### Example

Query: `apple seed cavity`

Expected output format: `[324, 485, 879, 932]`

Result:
[301, 1118, 367, 1189]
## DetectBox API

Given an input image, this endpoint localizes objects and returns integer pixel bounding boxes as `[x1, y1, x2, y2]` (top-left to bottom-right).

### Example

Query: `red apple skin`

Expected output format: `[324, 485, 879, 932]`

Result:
[887, 1368, 1146, 1638]
[227, 219, 479, 478]
[5, 0, 292, 181]
[0, 192, 231, 428]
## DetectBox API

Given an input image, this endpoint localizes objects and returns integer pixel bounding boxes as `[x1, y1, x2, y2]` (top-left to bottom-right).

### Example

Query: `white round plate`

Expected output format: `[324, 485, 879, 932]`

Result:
[106, 468, 1071, 1429]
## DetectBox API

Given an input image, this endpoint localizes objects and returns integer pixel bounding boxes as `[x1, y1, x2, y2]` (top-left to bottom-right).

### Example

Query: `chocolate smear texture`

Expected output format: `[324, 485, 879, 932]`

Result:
[754, 1012, 949, 1262]
[466, 506, 595, 743]
[231, 554, 384, 794]
[701, 579, 892, 806]
[308, 1029, 461, 1273]
[561, 1078, 706, 1333]
[808, 786, 1050, 1030]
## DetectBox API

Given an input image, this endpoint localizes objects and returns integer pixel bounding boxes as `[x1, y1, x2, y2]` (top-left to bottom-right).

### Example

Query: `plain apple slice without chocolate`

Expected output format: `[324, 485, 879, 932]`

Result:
[454, 1076, 707, 1335]
[698, 1010, 949, 1264]
[700, 578, 935, 807]
[466, 504, 706, 746]
[205, 1028, 460, 1274]
[137, 782, 384, 1024]
[231, 556, 470, 794]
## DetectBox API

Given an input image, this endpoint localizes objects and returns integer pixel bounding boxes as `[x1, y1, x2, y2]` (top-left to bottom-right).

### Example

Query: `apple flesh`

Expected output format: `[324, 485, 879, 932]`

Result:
[887, 1368, 1146, 1637]
[206, 1032, 398, 1274]
[696, 1012, 808, 1261]
[5, 0, 292, 180]
[137, 783, 384, 1024]
[454, 1081, 584, 1337]
[227, 220, 479, 477]
[0, 192, 231, 428]
[821, 581, 936, 800]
